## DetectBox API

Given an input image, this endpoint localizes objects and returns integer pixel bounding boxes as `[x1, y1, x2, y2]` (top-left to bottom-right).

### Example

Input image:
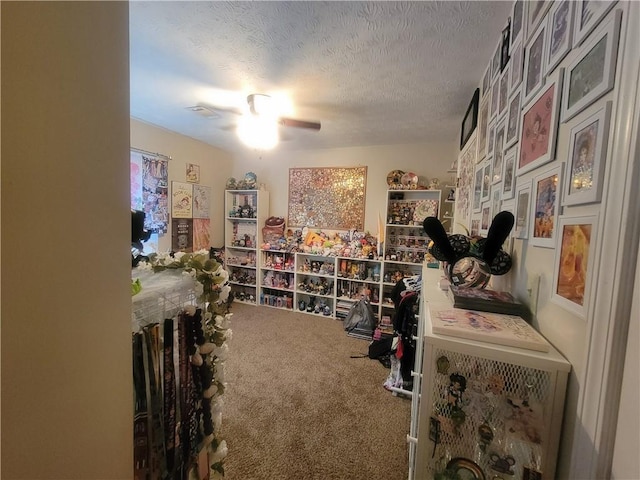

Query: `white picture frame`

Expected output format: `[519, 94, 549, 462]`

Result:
[573, 0, 617, 47]
[482, 61, 492, 98]
[490, 185, 502, 221]
[514, 181, 531, 239]
[498, 66, 510, 118]
[502, 145, 518, 200]
[562, 9, 621, 123]
[517, 68, 564, 176]
[509, 39, 524, 93]
[511, 0, 526, 48]
[545, 0, 574, 74]
[563, 101, 612, 206]
[505, 88, 522, 149]
[551, 213, 599, 318]
[487, 119, 497, 158]
[492, 118, 507, 184]
[477, 95, 490, 162]
[523, 18, 547, 105]
[482, 162, 492, 203]
[490, 76, 501, 119]
[526, 1, 552, 40]
[473, 162, 484, 213]
[529, 163, 563, 248]
[492, 40, 502, 81]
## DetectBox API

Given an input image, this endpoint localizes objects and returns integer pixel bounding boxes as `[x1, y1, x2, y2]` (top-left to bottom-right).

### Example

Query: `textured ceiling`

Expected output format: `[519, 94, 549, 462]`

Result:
[129, 1, 512, 153]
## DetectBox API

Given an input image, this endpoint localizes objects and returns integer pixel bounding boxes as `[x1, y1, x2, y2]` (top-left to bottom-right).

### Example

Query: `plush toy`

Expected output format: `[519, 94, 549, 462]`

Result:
[423, 211, 514, 288]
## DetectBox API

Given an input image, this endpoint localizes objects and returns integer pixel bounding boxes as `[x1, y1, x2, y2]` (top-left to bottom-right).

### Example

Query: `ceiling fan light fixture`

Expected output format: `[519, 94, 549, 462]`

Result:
[236, 113, 278, 150]
[247, 93, 277, 119]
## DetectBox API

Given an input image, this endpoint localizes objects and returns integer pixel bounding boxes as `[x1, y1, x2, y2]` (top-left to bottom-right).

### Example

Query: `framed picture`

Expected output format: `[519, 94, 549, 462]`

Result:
[490, 186, 502, 220]
[501, 199, 516, 245]
[482, 61, 492, 97]
[490, 77, 500, 119]
[473, 163, 484, 213]
[526, 1, 552, 39]
[492, 41, 502, 80]
[530, 163, 563, 248]
[492, 119, 506, 184]
[563, 101, 611, 206]
[509, 39, 524, 92]
[186, 163, 200, 183]
[171, 181, 193, 219]
[505, 88, 522, 148]
[551, 214, 599, 318]
[502, 145, 518, 200]
[545, 0, 574, 74]
[481, 202, 491, 233]
[471, 217, 481, 236]
[562, 10, 621, 123]
[498, 67, 510, 117]
[517, 68, 564, 176]
[514, 181, 531, 239]
[461, 88, 480, 149]
[487, 120, 497, 158]
[573, 0, 617, 47]
[477, 96, 490, 161]
[523, 19, 547, 104]
[482, 162, 492, 202]
[500, 20, 511, 72]
[511, 0, 526, 47]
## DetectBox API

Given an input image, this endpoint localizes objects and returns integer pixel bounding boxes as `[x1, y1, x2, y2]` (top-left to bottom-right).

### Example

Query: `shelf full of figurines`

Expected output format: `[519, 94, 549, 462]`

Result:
[261, 269, 294, 292]
[229, 225, 257, 249]
[260, 288, 294, 310]
[228, 267, 256, 287]
[225, 251, 256, 268]
[296, 294, 333, 317]
[337, 280, 380, 305]
[296, 275, 334, 298]
[261, 250, 295, 272]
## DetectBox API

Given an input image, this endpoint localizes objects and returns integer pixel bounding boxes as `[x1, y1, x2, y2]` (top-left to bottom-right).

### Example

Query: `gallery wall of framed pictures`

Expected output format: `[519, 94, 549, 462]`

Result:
[458, 0, 625, 319]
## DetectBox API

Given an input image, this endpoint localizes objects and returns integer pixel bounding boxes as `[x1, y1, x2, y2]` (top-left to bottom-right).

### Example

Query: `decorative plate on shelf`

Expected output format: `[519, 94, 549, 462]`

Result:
[386, 170, 405, 187]
[401, 172, 418, 188]
[413, 199, 439, 223]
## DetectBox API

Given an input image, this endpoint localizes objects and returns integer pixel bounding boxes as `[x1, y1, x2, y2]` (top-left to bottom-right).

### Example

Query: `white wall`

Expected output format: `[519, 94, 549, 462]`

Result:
[1, 2, 132, 478]
[231, 141, 458, 234]
[131, 119, 234, 250]
[453, 3, 640, 478]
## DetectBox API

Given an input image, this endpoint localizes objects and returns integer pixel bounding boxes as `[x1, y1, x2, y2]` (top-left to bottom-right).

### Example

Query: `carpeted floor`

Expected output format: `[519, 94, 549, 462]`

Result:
[222, 302, 411, 480]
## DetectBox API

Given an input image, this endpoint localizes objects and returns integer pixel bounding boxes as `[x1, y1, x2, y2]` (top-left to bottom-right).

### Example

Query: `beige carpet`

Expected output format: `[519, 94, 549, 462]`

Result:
[222, 303, 411, 480]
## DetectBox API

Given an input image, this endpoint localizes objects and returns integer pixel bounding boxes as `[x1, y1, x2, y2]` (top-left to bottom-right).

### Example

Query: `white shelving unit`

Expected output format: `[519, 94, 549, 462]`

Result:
[224, 189, 269, 305]
[294, 252, 337, 316]
[259, 249, 295, 311]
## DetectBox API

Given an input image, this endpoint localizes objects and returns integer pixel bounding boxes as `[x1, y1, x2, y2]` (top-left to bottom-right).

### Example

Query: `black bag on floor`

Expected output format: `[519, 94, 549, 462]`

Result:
[368, 336, 393, 359]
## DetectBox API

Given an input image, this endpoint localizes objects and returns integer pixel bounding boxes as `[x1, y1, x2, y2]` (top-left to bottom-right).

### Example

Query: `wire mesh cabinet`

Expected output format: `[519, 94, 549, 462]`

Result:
[412, 303, 571, 480]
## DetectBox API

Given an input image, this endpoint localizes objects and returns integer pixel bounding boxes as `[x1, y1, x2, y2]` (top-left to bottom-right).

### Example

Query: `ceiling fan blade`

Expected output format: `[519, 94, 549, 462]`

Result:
[279, 117, 321, 131]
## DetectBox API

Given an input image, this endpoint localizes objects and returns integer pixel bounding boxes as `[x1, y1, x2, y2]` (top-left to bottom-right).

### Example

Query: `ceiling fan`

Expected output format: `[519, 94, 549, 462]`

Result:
[189, 93, 321, 149]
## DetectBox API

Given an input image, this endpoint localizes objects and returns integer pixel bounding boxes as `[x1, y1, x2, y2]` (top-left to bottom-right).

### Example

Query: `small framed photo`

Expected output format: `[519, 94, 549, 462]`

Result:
[526, 1, 552, 39]
[490, 185, 502, 220]
[186, 163, 200, 183]
[502, 145, 518, 200]
[517, 68, 564, 176]
[501, 199, 516, 245]
[487, 120, 497, 158]
[492, 119, 506, 184]
[573, 0, 617, 47]
[551, 214, 599, 318]
[492, 41, 502, 80]
[477, 96, 491, 162]
[505, 88, 522, 149]
[498, 67, 510, 117]
[461, 88, 480, 149]
[482, 162, 492, 202]
[514, 181, 531, 239]
[562, 10, 621, 123]
[563, 101, 612, 206]
[490, 77, 501, 119]
[481, 202, 491, 234]
[523, 19, 547, 104]
[510, 0, 526, 47]
[470, 217, 481, 236]
[500, 21, 511, 72]
[482, 61, 492, 97]
[530, 163, 563, 248]
[545, 0, 574, 74]
[473, 163, 484, 213]
[509, 39, 524, 92]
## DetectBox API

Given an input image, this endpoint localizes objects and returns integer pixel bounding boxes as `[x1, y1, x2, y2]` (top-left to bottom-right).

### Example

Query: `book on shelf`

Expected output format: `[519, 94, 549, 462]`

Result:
[448, 286, 531, 321]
